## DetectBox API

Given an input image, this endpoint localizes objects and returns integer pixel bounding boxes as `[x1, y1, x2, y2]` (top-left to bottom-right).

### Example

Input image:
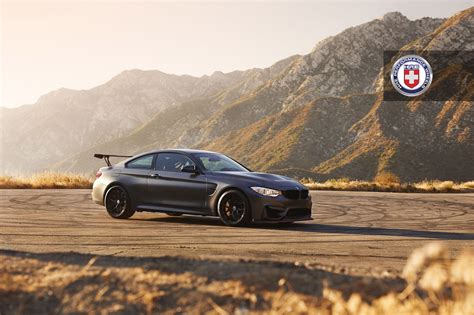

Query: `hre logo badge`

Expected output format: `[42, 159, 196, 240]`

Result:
[391, 55, 433, 97]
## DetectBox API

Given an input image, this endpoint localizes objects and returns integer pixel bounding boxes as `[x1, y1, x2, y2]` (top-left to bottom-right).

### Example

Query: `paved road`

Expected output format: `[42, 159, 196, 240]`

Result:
[1, 189, 473, 275]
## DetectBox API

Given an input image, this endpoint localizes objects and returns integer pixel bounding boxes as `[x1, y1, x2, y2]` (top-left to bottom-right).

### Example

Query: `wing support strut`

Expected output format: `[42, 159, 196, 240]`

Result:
[94, 154, 132, 167]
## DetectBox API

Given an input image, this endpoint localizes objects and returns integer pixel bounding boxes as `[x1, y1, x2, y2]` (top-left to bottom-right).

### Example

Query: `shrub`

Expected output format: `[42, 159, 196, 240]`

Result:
[374, 171, 400, 185]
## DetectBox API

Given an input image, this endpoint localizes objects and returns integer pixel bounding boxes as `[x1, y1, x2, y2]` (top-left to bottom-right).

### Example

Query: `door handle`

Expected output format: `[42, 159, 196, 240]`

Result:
[149, 173, 160, 178]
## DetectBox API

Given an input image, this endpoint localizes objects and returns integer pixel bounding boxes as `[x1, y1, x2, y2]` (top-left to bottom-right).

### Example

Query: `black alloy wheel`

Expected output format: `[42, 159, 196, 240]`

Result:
[104, 185, 135, 219]
[218, 190, 251, 226]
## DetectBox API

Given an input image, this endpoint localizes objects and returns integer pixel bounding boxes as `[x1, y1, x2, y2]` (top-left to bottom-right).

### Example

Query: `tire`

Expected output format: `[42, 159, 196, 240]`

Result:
[217, 189, 251, 227]
[104, 185, 135, 219]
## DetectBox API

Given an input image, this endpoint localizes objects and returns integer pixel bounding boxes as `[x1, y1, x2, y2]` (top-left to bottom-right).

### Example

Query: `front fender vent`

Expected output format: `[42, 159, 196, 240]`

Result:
[207, 183, 217, 196]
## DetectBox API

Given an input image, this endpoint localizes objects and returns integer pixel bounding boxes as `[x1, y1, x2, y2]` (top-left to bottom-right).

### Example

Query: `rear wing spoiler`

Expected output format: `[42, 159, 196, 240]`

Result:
[94, 154, 132, 167]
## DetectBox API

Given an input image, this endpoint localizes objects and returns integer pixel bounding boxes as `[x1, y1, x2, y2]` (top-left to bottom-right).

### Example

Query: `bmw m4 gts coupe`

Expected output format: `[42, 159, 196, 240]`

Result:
[92, 149, 312, 226]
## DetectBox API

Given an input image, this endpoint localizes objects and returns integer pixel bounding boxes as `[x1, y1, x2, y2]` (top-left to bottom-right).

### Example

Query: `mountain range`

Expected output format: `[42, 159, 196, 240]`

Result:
[1, 7, 473, 182]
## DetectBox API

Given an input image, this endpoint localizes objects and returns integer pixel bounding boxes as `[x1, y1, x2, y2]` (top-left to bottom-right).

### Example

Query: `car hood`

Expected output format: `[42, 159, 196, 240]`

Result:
[209, 171, 306, 190]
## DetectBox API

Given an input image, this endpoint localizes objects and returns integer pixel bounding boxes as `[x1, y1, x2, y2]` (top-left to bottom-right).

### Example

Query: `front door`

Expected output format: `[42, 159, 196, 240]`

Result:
[120, 153, 156, 206]
[147, 152, 207, 212]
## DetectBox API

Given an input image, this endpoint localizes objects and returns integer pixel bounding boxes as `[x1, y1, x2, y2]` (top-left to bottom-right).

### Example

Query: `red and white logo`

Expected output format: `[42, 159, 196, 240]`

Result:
[390, 55, 433, 97]
[403, 64, 420, 88]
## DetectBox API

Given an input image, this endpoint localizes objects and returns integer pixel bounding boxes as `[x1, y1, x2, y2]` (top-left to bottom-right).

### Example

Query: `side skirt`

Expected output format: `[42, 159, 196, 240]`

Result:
[136, 204, 214, 216]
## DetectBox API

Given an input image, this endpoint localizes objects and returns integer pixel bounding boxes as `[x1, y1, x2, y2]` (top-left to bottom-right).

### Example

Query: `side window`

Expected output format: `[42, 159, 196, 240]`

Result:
[155, 153, 195, 172]
[126, 154, 155, 169]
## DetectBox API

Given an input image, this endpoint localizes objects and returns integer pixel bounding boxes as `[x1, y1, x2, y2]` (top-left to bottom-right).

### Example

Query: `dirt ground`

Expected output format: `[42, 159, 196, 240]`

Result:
[0, 190, 472, 275]
[1, 190, 473, 314]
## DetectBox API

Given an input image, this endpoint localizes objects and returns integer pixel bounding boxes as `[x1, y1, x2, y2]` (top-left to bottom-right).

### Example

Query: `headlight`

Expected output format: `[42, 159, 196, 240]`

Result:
[251, 186, 281, 197]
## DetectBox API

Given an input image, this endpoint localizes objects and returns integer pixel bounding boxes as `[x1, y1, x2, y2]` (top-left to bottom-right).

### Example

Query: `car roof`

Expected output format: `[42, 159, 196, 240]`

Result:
[137, 149, 219, 156]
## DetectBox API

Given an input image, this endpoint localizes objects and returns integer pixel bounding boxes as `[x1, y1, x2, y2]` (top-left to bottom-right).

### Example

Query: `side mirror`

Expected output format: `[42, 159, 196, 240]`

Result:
[181, 165, 199, 174]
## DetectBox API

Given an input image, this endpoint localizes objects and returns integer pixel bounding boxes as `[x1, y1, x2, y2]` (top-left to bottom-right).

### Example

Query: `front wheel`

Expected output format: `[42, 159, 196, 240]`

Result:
[217, 190, 251, 227]
[104, 185, 135, 219]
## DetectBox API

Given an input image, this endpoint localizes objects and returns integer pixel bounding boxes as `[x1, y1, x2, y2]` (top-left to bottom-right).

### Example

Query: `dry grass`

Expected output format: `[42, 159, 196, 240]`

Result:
[1, 243, 473, 314]
[301, 178, 474, 193]
[309, 243, 473, 315]
[1, 172, 472, 193]
[0, 172, 93, 189]
[373, 171, 400, 185]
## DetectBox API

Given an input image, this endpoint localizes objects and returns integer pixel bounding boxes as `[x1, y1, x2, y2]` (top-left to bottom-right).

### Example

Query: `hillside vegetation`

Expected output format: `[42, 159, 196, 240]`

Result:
[1, 172, 473, 193]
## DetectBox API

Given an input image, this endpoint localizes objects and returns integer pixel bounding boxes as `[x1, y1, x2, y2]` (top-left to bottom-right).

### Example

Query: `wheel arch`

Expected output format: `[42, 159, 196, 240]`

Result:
[103, 182, 129, 203]
[214, 186, 252, 217]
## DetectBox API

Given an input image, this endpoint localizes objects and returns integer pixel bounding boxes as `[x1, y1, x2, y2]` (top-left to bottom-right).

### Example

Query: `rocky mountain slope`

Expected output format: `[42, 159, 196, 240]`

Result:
[204, 8, 474, 181]
[0, 56, 297, 174]
[3, 8, 473, 182]
[196, 12, 444, 141]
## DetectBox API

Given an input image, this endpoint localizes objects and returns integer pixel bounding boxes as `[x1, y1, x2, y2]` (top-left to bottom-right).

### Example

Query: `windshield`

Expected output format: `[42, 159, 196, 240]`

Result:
[192, 153, 249, 172]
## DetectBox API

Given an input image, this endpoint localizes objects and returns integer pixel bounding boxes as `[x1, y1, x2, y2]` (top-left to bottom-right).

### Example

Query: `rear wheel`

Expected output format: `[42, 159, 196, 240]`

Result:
[217, 190, 251, 227]
[104, 185, 135, 219]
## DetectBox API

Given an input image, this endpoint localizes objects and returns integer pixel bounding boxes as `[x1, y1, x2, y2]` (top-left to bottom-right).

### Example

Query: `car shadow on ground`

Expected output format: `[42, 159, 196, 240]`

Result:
[277, 223, 474, 240]
[135, 215, 474, 240]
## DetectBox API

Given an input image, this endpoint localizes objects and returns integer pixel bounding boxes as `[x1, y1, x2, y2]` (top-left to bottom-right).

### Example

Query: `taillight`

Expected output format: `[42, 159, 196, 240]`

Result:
[95, 170, 102, 178]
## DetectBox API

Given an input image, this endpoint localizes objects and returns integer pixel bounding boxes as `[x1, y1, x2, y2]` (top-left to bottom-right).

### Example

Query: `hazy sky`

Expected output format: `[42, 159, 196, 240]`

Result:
[1, 1, 472, 107]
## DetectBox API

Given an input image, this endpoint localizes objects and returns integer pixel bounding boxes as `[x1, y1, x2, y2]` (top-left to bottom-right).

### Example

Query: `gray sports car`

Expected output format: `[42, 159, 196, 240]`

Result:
[92, 149, 312, 226]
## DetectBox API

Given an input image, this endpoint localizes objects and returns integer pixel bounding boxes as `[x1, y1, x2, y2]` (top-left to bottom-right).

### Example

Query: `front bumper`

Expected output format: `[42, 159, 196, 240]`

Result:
[246, 189, 313, 222]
